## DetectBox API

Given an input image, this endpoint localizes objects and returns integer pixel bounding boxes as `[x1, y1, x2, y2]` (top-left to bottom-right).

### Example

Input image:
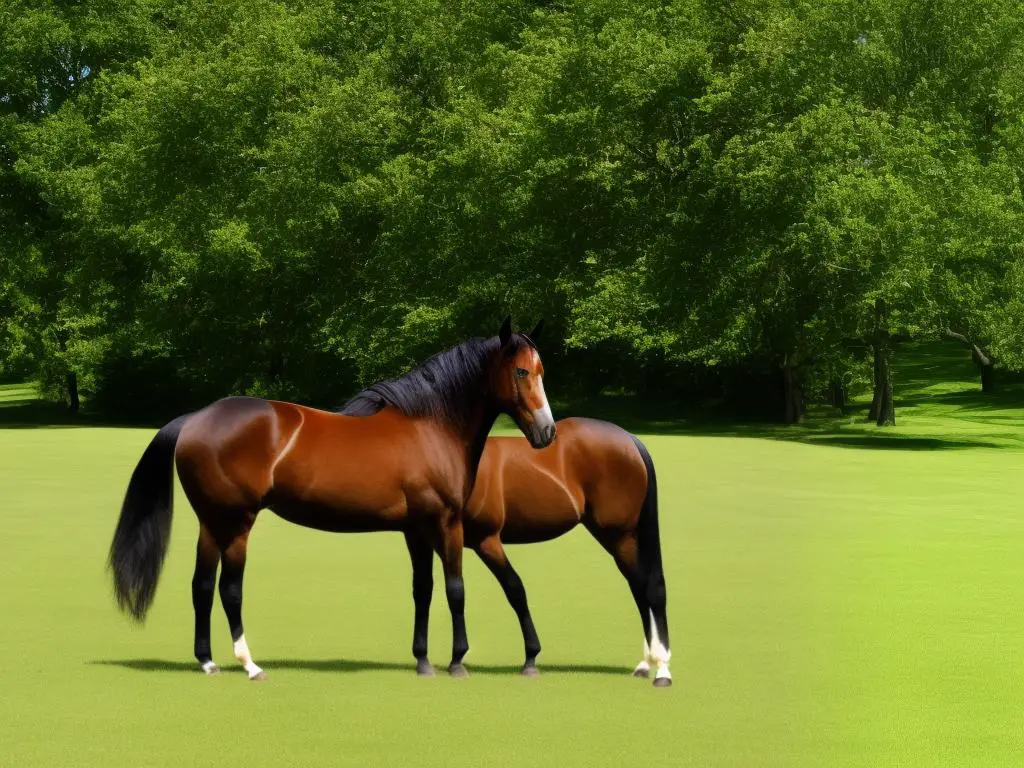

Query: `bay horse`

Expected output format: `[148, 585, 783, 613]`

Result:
[412, 417, 672, 686]
[108, 317, 554, 680]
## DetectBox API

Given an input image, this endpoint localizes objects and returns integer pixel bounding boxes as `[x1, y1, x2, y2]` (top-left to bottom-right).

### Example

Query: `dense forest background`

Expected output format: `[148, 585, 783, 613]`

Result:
[3, 0, 1024, 423]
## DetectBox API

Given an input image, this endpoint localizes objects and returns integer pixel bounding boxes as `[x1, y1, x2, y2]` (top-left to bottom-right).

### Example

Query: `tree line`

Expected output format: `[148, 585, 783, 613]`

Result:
[2, 0, 1023, 423]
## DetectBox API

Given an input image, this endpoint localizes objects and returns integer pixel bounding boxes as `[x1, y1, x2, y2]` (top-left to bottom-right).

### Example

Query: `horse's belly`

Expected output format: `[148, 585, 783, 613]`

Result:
[269, 446, 412, 532]
[500, 499, 580, 544]
[268, 497, 407, 533]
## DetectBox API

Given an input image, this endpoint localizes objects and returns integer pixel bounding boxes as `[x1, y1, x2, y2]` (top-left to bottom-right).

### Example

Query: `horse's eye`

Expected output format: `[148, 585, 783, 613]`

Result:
[516, 368, 529, 378]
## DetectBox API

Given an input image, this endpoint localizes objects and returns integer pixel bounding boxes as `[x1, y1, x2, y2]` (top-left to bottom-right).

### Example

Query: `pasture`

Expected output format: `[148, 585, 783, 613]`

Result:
[1, 349, 1022, 767]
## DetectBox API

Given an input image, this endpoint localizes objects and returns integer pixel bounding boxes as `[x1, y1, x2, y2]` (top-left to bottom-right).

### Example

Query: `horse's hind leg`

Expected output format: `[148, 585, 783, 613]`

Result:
[607, 531, 671, 686]
[215, 516, 266, 681]
[192, 524, 221, 674]
[585, 525, 653, 678]
[644, 558, 671, 687]
[474, 535, 541, 676]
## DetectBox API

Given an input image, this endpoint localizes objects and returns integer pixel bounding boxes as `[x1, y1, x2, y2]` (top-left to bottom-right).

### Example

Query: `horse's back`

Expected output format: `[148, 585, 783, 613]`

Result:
[175, 395, 471, 531]
[270, 405, 453, 530]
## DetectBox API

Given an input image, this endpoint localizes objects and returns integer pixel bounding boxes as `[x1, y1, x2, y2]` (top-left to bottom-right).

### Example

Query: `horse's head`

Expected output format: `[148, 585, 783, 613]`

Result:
[492, 316, 556, 449]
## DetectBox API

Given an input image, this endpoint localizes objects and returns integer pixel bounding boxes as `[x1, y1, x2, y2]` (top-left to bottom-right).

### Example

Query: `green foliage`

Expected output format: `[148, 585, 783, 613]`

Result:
[3, 0, 1024, 416]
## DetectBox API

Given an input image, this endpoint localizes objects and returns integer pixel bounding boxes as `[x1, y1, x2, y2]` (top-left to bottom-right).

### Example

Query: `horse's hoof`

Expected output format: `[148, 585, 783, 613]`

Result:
[448, 663, 469, 679]
[201, 663, 220, 676]
[521, 664, 540, 678]
[249, 670, 269, 682]
[653, 676, 672, 688]
[632, 667, 650, 679]
[416, 660, 436, 677]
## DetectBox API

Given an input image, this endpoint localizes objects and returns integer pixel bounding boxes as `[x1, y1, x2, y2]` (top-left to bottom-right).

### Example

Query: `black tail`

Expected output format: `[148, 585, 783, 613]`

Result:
[109, 414, 190, 622]
[630, 435, 669, 644]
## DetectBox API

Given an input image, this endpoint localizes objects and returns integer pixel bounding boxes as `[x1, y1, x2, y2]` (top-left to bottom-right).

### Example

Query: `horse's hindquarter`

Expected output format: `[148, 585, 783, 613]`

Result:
[562, 418, 648, 532]
[267, 406, 460, 533]
[175, 396, 281, 510]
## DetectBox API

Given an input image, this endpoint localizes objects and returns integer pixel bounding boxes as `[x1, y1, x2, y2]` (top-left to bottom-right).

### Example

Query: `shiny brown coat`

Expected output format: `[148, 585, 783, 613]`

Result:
[458, 417, 672, 684]
[108, 322, 555, 680]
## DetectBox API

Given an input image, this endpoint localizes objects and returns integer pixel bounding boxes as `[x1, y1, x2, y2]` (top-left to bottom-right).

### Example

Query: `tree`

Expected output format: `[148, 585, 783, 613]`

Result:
[1, 0, 159, 408]
[5, 0, 1024, 422]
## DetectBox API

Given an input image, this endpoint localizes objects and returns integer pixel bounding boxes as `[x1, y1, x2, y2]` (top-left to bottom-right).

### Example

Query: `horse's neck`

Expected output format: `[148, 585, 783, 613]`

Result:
[457, 400, 499, 500]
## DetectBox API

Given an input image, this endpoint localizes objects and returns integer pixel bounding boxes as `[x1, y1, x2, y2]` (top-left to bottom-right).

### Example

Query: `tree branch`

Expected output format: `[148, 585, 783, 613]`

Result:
[944, 328, 971, 346]
[945, 328, 992, 368]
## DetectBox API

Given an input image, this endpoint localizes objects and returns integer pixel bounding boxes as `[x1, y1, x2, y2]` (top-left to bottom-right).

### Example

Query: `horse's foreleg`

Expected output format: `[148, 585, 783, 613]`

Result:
[192, 525, 221, 675]
[438, 515, 469, 678]
[218, 525, 266, 681]
[475, 535, 541, 676]
[404, 530, 436, 676]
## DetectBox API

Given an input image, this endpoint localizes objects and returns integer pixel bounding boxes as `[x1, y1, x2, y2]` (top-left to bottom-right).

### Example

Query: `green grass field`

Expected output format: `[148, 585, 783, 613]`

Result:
[1, 346, 1023, 767]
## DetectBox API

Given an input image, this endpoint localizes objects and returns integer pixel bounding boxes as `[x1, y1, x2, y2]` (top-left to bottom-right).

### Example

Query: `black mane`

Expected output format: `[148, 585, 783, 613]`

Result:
[338, 334, 530, 429]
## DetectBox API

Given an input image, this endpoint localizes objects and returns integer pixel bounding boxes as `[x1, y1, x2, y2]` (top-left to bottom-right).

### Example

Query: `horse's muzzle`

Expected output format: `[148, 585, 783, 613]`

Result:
[530, 422, 556, 449]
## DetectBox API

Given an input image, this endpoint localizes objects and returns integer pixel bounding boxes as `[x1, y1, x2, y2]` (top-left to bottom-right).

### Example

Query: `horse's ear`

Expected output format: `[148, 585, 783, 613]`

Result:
[499, 315, 512, 347]
[529, 318, 544, 344]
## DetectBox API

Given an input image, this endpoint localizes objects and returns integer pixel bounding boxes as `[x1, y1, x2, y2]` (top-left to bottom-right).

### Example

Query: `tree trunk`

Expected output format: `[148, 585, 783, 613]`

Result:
[830, 377, 846, 413]
[980, 361, 995, 394]
[873, 345, 895, 426]
[868, 298, 895, 426]
[67, 371, 80, 414]
[781, 357, 804, 424]
[868, 351, 882, 422]
[945, 329, 996, 394]
[268, 352, 284, 381]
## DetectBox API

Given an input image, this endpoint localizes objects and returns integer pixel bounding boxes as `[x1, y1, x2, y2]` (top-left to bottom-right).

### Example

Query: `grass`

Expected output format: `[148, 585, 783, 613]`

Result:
[1, 344, 1023, 766]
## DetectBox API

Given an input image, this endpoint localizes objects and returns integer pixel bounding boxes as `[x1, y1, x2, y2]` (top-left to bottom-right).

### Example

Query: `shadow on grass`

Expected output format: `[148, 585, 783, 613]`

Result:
[0, 398, 176, 430]
[550, 403, 1006, 449]
[895, 388, 1024, 413]
[89, 658, 630, 677]
[797, 434, 1002, 450]
[0, 399, 90, 429]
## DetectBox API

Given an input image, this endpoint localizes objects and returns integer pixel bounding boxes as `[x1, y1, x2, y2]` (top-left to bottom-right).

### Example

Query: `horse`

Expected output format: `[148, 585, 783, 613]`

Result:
[461, 417, 672, 686]
[108, 317, 555, 680]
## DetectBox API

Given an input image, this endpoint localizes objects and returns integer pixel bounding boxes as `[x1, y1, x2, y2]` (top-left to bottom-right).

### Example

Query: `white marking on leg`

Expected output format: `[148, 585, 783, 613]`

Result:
[649, 610, 671, 682]
[234, 634, 264, 679]
[200, 660, 219, 675]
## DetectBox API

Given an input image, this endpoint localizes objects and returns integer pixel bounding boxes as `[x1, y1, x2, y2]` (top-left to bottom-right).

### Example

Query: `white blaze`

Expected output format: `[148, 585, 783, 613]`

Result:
[532, 373, 555, 440]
